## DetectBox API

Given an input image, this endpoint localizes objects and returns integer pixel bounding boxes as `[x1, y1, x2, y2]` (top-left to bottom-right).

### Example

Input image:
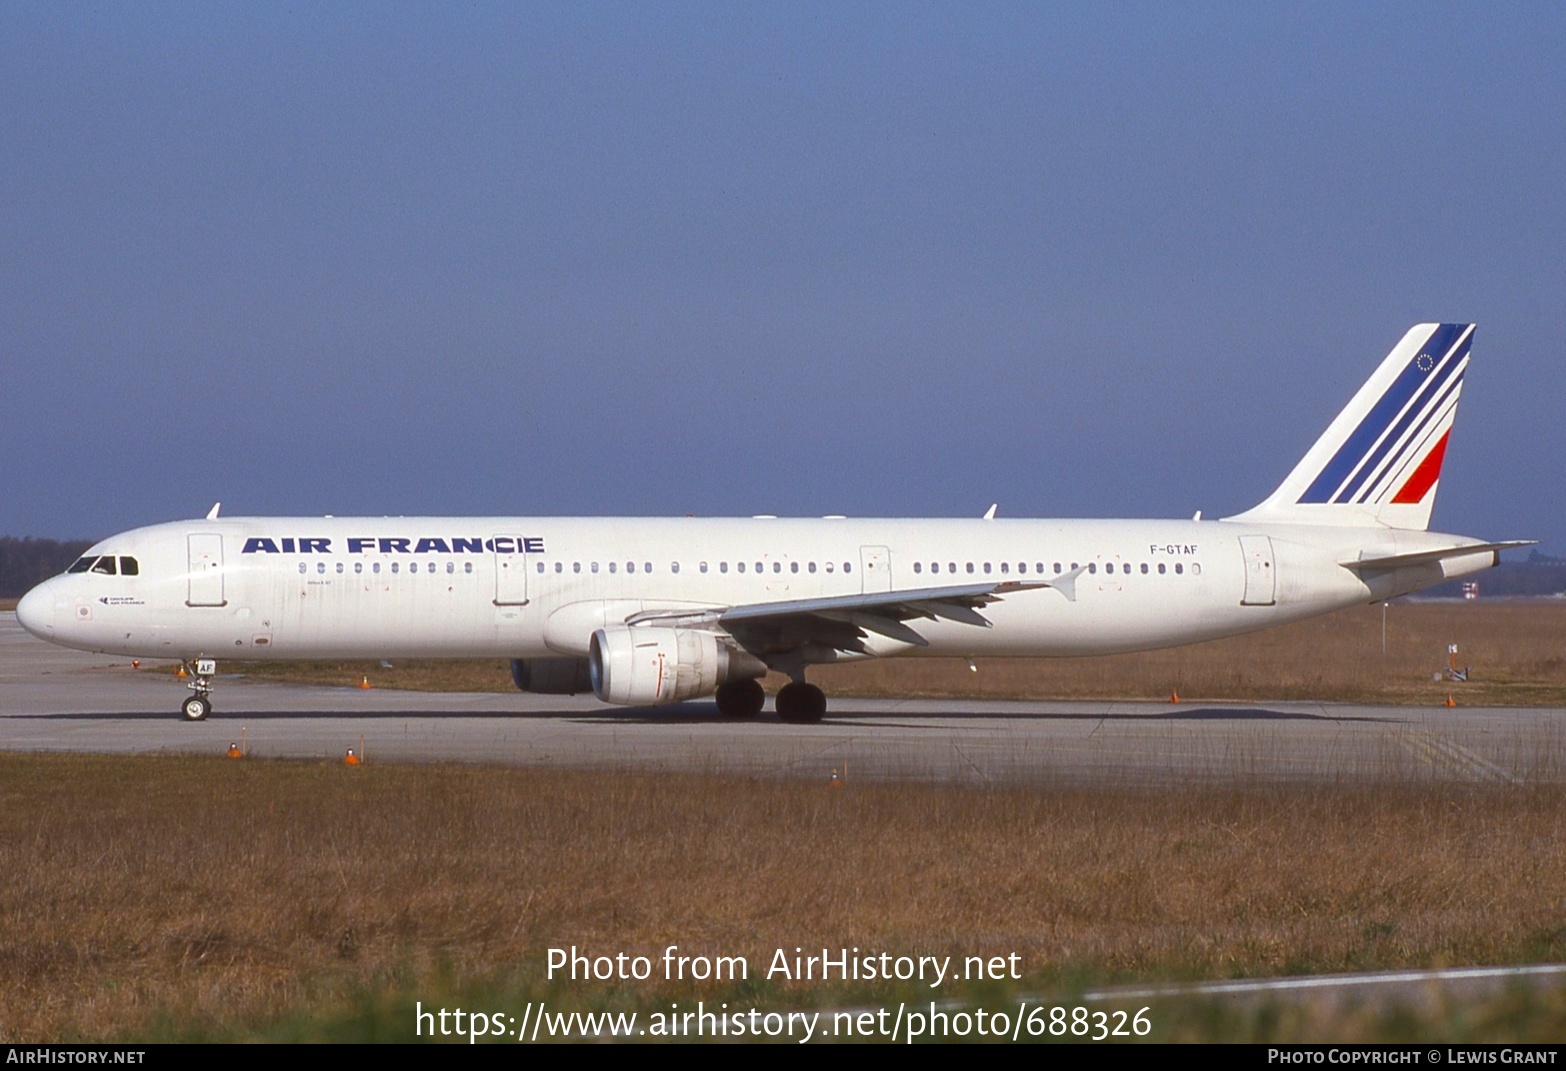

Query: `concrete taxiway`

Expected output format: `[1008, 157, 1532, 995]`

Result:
[3, 613, 1562, 785]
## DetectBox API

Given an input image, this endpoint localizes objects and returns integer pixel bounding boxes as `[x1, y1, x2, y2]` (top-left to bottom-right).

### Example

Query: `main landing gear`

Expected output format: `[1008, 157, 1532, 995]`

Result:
[715, 678, 766, 718]
[180, 659, 216, 721]
[713, 677, 827, 722]
[775, 681, 827, 724]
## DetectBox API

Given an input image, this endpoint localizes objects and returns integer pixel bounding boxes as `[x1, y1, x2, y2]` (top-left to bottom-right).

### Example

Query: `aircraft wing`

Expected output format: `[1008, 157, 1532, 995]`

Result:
[627, 569, 1082, 654]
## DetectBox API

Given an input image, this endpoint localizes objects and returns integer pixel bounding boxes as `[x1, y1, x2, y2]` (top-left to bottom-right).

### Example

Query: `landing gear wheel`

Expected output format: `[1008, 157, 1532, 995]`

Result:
[716, 678, 766, 719]
[775, 682, 826, 724]
[181, 695, 212, 722]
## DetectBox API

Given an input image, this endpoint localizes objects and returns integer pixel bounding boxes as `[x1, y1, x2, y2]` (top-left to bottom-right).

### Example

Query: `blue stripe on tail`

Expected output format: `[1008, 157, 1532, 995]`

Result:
[1298, 324, 1468, 504]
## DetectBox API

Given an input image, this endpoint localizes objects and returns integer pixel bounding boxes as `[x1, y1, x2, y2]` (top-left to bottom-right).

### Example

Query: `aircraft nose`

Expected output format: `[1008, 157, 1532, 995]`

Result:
[15, 582, 56, 639]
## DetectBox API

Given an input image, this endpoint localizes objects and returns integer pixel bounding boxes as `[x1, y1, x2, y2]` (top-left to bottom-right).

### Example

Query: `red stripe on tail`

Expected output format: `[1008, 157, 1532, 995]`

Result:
[1390, 429, 1450, 504]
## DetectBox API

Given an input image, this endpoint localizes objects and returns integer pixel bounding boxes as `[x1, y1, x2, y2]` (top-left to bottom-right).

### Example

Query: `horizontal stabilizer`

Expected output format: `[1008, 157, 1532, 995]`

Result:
[1342, 540, 1536, 571]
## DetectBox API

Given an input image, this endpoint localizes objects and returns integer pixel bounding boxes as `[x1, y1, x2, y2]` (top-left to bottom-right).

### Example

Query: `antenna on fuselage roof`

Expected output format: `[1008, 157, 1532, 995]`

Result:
[983, 504, 998, 520]
[206, 502, 221, 520]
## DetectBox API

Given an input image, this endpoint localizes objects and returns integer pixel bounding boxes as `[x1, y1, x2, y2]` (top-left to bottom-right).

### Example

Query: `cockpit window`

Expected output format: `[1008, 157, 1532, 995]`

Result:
[67, 557, 94, 574]
[90, 556, 117, 575]
[120, 557, 139, 576]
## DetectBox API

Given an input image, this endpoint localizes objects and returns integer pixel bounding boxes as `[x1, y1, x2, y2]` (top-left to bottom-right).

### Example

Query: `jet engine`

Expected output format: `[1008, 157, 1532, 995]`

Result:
[588, 625, 765, 706]
[511, 657, 594, 695]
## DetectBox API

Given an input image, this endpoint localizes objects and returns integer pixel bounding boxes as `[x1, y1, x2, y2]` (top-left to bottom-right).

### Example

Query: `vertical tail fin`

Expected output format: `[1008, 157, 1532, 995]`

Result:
[1225, 323, 1473, 531]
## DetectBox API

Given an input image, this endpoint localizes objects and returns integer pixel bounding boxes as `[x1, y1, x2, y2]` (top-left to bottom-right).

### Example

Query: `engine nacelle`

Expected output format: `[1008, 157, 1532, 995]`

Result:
[511, 657, 594, 695]
[588, 626, 765, 706]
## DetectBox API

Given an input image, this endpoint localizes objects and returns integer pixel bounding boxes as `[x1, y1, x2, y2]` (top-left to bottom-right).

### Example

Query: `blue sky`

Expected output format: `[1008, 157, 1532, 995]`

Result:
[2, 3, 1561, 551]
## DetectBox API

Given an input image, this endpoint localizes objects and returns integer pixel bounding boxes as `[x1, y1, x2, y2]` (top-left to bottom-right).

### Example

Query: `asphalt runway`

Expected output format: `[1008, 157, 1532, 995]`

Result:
[4, 613, 1563, 785]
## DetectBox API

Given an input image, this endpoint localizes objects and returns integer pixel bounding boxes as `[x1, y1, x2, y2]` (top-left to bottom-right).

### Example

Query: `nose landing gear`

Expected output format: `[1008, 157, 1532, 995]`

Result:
[180, 659, 216, 720]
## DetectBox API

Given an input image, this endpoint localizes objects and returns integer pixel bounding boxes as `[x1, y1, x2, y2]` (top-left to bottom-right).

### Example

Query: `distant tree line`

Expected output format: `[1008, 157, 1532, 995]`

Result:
[1417, 554, 1566, 599]
[0, 537, 95, 598]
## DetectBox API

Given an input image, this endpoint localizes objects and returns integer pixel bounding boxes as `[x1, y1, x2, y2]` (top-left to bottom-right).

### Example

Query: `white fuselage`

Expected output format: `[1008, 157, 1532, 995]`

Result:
[16, 515, 1494, 664]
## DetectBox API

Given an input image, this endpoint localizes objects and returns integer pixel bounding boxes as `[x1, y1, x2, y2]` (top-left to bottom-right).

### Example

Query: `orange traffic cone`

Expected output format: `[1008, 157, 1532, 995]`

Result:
[344, 748, 361, 766]
[132, 660, 140, 670]
[1445, 694, 1457, 708]
[226, 742, 243, 759]
[175, 664, 188, 679]
[829, 768, 843, 788]
[359, 675, 371, 690]
[1169, 689, 1181, 704]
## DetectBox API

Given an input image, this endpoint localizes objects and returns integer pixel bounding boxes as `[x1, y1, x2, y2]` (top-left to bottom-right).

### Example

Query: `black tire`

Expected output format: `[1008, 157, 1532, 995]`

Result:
[715, 678, 766, 718]
[181, 695, 212, 722]
[776, 682, 826, 724]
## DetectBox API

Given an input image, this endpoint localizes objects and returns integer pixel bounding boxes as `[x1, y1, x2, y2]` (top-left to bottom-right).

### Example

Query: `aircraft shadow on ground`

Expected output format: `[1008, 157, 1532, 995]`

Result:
[9, 704, 1400, 726]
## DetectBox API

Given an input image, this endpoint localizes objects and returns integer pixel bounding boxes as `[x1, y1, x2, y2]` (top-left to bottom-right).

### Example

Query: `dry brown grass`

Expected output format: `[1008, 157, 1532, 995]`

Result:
[0, 598, 17, 612]
[240, 601, 1566, 706]
[819, 600, 1566, 706]
[3, 753, 1566, 1041]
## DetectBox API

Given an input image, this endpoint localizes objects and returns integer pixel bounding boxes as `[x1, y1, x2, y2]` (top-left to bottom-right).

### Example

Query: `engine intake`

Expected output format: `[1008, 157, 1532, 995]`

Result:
[588, 626, 765, 706]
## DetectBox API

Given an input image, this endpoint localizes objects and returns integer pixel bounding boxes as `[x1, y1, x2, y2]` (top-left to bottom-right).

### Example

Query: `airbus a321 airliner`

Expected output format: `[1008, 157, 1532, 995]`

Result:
[16, 324, 1528, 723]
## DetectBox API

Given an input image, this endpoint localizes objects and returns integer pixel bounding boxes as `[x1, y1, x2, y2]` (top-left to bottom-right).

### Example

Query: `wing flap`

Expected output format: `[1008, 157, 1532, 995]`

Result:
[626, 575, 1065, 656]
